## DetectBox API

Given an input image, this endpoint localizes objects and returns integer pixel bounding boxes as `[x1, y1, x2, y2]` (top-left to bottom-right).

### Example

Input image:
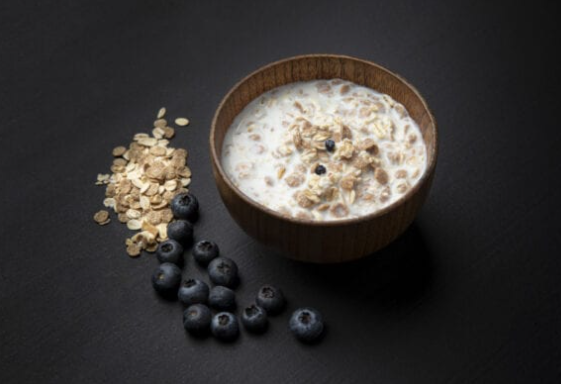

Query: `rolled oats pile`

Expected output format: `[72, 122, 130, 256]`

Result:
[221, 79, 427, 221]
[93, 108, 192, 257]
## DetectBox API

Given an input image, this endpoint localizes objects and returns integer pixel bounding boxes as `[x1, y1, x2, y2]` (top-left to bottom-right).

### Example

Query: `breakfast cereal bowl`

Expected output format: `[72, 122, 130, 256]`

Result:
[210, 54, 437, 263]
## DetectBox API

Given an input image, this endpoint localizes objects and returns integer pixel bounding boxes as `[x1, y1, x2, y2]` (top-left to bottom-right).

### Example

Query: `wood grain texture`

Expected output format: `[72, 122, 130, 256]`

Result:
[210, 55, 438, 262]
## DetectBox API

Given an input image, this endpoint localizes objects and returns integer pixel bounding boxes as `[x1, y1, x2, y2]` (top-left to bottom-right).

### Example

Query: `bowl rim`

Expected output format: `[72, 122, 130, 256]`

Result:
[210, 53, 438, 227]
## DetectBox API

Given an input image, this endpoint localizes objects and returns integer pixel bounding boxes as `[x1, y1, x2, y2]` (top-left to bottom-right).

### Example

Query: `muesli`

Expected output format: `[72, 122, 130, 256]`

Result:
[221, 79, 427, 221]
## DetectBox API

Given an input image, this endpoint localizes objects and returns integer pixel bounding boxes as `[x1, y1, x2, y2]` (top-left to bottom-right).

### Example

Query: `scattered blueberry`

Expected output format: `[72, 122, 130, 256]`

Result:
[241, 304, 268, 334]
[156, 239, 184, 265]
[314, 164, 326, 175]
[289, 307, 324, 343]
[325, 139, 335, 152]
[208, 257, 239, 288]
[151, 263, 182, 297]
[256, 285, 286, 315]
[171, 192, 199, 222]
[209, 286, 236, 311]
[167, 220, 194, 247]
[183, 304, 212, 336]
[211, 312, 239, 342]
[177, 278, 209, 306]
[193, 240, 220, 266]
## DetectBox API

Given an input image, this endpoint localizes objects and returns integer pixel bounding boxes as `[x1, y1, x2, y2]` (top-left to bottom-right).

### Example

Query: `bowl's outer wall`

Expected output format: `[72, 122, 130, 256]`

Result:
[211, 55, 437, 263]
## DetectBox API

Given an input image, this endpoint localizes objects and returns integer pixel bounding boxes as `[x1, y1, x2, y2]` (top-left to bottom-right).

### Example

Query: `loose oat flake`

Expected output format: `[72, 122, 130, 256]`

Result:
[175, 117, 190, 126]
[112, 146, 127, 157]
[126, 243, 141, 257]
[93, 210, 110, 225]
[157, 107, 166, 119]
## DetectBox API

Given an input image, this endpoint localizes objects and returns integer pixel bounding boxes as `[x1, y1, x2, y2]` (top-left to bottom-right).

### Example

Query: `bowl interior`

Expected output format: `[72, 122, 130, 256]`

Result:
[210, 54, 437, 223]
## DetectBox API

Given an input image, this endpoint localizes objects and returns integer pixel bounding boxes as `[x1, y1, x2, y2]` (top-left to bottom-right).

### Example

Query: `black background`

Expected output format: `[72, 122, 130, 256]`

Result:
[1, 1, 560, 383]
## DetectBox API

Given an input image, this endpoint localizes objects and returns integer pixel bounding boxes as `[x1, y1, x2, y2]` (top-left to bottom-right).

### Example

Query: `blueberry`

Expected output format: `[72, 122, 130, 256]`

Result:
[207, 257, 238, 288]
[177, 278, 209, 306]
[211, 312, 239, 342]
[167, 220, 194, 247]
[151, 263, 182, 297]
[314, 164, 326, 175]
[289, 307, 324, 343]
[183, 304, 212, 336]
[256, 285, 286, 315]
[325, 139, 335, 152]
[208, 286, 236, 311]
[171, 192, 199, 222]
[156, 239, 184, 265]
[193, 240, 219, 266]
[241, 304, 268, 334]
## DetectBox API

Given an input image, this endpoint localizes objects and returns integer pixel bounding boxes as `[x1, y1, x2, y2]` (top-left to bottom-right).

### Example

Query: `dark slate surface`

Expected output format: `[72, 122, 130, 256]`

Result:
[1, 1, 560, 383]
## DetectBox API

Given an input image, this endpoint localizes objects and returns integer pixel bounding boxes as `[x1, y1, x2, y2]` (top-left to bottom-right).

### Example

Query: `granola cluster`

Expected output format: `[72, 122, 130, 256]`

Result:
[222, 79, 427, 221]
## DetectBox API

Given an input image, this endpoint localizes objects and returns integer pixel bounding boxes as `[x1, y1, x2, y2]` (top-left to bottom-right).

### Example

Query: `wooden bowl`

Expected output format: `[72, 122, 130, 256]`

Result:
[210, 54, 437, 263]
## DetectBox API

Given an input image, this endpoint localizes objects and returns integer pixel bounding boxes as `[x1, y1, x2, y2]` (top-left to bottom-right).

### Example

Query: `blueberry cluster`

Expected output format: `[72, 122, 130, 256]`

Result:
[150, 191, 324, 343]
